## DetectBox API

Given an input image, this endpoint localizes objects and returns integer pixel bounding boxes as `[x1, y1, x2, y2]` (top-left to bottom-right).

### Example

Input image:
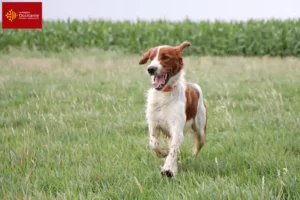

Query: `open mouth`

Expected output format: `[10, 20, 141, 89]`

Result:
[152, 74, 169, 90]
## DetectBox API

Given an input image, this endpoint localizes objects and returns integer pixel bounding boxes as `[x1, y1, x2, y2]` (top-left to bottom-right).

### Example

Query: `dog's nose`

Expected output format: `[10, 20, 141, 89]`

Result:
[147, 66, 157, 75]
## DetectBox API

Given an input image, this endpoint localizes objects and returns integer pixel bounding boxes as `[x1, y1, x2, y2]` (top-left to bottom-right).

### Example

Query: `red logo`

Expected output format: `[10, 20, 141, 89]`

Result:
[2, 2, 42, 29]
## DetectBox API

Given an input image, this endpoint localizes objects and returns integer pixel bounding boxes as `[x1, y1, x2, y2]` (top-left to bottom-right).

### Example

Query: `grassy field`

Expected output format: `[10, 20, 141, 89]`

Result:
[0, 49, 299, 199]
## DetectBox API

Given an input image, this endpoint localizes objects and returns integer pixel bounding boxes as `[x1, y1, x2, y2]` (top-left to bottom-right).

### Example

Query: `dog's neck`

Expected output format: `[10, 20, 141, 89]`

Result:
[162, 85, 177, 92]
[161, 70, 185, 93]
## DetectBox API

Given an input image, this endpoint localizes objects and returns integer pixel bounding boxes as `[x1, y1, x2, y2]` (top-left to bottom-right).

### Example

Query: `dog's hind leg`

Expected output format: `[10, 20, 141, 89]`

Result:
[192, 103, 207, 156]
[191, 84, 207, 156]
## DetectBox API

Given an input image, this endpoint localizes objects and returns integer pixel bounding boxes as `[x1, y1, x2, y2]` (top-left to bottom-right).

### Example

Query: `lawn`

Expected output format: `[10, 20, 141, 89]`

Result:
[0, 49, 299, 199]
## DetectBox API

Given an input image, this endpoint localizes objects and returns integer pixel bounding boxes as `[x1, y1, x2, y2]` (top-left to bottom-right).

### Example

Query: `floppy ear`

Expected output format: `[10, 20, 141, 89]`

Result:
[138, 48, 153, 65]
[177, 41, 191, 52]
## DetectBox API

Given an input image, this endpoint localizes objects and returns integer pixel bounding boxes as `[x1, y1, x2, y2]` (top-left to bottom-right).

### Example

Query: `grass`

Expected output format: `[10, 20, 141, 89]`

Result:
[0, 48, 299, 199]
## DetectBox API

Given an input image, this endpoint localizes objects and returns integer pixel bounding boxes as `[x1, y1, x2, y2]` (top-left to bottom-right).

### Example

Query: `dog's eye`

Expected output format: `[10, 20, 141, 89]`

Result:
[161, 55, 169, 60]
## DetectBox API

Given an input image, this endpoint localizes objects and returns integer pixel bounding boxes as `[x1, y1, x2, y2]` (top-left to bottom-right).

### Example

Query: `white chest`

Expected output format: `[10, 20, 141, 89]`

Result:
[146, 88, 187, 131]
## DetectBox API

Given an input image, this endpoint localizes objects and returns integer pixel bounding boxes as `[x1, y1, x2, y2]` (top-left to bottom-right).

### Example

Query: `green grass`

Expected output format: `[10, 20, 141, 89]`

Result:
[1, 19, 300, 56]
[0, 49, 299, 199]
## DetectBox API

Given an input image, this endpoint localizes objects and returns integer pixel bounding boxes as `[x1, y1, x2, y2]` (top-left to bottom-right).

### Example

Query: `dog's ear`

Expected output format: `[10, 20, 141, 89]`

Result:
[138, 48, 154, 65]
[177, 41, 191, 52]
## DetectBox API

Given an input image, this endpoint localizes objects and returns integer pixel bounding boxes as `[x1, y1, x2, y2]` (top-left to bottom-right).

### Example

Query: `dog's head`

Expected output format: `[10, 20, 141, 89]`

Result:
[138, 41, 191, 91]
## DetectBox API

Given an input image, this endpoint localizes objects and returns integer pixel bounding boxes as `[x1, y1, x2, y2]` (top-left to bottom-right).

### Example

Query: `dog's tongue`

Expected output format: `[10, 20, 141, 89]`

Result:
[153, 75, 165, 88]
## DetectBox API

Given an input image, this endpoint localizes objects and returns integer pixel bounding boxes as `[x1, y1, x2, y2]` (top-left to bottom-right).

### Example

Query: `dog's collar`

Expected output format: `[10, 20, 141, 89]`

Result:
[162, 84, 177, 92]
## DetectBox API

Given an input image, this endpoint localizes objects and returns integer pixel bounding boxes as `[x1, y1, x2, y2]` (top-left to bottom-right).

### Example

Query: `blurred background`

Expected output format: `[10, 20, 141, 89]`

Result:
[1, 0, 300, 56]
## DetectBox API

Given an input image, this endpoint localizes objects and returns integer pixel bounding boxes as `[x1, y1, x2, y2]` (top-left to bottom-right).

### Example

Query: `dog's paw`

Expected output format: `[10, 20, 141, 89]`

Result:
[192, 150, 199, 157]
[161, 165, 177, 177]
[161, 169, 174, 177]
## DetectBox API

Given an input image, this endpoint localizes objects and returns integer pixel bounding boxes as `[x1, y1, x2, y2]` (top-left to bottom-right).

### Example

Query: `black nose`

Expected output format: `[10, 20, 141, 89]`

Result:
[147, 66, 157, 75]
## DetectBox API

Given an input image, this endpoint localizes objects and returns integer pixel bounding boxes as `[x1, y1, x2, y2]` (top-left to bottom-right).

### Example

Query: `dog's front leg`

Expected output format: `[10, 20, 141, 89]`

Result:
[161, 126, 184, 177]
[149, 126, 169, 158]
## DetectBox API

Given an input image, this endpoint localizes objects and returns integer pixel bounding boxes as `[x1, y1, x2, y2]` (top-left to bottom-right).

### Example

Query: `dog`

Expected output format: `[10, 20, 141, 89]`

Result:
[138, 41, 207, 177]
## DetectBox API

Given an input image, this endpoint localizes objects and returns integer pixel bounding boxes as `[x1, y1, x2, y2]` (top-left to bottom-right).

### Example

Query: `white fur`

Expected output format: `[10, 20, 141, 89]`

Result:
[147, 46, 163, 76]
[146, 70, 207, 176]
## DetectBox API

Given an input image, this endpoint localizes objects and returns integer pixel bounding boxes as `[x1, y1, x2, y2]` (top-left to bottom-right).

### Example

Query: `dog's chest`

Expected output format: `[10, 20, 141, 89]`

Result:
[146, 90, 186, 129]
[147, 98, 177, 119]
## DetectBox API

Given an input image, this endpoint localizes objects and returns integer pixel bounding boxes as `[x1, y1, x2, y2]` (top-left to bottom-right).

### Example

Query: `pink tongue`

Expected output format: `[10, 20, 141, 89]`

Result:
[152, 75, 165, 88]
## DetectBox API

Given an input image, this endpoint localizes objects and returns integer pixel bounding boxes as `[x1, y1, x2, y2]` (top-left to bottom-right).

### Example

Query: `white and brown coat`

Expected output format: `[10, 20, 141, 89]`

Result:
[139, 41, 207, 177]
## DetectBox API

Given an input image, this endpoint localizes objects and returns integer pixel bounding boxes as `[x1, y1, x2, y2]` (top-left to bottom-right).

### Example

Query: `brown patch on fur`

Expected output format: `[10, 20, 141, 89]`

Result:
[185, 83, 200, 121]
[138, 48, 158, 64]
[177, 41, 191, 51]
[204, 103, 207, 135]
[157, 46, 183, 78]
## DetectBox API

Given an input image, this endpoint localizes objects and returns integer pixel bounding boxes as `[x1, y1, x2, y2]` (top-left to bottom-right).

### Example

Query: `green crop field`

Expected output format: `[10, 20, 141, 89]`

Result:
[0, 46, 299, 199]
[1, 19, 300, 56]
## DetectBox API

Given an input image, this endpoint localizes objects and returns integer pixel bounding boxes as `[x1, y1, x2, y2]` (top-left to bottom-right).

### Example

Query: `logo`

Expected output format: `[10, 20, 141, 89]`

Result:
[2, 2, 42, 29]
[5, 9, 18, 22]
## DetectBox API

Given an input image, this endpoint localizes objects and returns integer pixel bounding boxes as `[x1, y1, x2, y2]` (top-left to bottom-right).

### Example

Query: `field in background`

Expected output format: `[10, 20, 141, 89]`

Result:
[1, 19, 300, 56]
[0, 49, 299, 199]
